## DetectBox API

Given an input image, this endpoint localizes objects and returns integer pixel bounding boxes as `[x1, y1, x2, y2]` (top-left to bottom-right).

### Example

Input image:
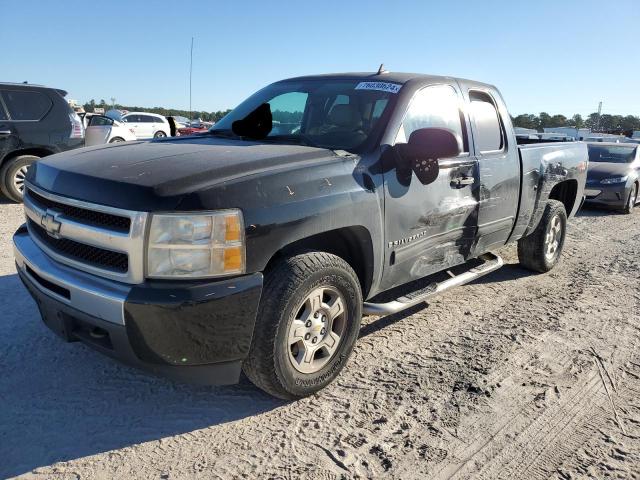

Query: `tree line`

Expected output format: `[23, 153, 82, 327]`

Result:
[83, 99, 231, 123]
[512, 112, 640, 133]
[82, 98, 640, 134]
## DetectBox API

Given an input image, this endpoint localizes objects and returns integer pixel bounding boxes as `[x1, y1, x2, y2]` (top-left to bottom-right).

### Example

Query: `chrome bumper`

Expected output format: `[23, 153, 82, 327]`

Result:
[13, 229, 130, 325]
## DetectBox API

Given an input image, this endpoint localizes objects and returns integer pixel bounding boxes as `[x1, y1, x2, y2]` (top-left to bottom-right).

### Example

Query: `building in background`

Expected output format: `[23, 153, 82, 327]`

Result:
[543, 127, 590, 141]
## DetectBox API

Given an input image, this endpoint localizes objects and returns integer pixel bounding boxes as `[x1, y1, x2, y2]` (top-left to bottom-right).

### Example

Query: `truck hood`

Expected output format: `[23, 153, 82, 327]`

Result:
[587, 162, 632, 182]
[28, 136, 339, 210]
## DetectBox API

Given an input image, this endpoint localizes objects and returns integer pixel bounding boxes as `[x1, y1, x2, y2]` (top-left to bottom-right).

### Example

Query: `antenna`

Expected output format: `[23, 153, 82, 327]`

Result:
[189, 37, 194, 121]
[377, 64, 388, 75]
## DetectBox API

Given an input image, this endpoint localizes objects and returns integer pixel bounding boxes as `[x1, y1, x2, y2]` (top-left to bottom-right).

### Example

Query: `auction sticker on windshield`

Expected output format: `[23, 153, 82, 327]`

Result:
[355, 82, 402, 94]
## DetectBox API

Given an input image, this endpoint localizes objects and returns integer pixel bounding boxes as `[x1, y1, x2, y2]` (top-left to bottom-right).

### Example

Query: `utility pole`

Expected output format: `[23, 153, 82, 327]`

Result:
[110, 97, 116, 109]
[595, 101, 602, 131]
[189, 37, 194, 122]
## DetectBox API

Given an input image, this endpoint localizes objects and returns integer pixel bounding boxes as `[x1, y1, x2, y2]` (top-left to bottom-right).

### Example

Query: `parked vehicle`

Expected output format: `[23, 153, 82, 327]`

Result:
[0, 83, 84, 202]
[177, 122, 209, 136]
[85, 115, 137, 146]
[172, 115, 190, 128]
[13, 72, 588, 399]
[584, 142, 639, 213]
[121, 112, 169, 139]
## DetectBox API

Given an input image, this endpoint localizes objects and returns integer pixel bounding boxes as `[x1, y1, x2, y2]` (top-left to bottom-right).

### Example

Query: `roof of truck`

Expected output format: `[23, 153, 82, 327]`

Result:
[278, 72, 495, 89]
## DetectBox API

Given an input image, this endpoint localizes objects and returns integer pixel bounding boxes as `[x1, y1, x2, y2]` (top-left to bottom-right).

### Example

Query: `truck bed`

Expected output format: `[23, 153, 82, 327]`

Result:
[509, 141, 588, 242]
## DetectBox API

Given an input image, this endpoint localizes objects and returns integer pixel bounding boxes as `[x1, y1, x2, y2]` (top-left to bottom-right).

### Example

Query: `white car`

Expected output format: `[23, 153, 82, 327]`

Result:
[121, 112, 170, 139]
[85, 115, 137, 146]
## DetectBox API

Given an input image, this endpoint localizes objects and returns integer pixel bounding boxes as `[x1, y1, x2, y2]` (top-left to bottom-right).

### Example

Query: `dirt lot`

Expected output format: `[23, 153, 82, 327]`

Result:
[1, 198, 639, 480]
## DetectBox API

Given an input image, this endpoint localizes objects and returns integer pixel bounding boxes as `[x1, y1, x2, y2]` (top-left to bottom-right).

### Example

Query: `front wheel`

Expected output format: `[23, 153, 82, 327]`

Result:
[518, 199, 567, 273]
[109, 136, 125, 143]
[243, 252, 362, 399]
[0, 155, 38, 202]
[153, 131, 167, 138]
[623, 184, 637, 214]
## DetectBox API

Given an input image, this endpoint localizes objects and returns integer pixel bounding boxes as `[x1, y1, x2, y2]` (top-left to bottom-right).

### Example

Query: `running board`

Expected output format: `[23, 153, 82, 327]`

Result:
[363, 253, 503, 315]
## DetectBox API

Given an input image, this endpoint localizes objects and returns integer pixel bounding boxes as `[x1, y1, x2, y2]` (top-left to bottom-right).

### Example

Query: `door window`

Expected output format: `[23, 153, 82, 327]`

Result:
[89, 115, 114, 127]
[469, 91, 504, 153]
[124, 115, 139, 123]
[0, 101, 7, 120]
[396, 85, 467, 153]
[1, 90, 52, 121]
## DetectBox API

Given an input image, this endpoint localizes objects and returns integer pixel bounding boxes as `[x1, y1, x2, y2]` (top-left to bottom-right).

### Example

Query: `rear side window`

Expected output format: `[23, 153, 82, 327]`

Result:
[396, 84, 467, 153]
[1, 90, 52, 121]
[469, 91, 504, 153]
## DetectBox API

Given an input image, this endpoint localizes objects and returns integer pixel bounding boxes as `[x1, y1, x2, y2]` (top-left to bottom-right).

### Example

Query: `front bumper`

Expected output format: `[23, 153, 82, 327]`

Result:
[584, 183, 630, 208]
[13, 226, 263, 385]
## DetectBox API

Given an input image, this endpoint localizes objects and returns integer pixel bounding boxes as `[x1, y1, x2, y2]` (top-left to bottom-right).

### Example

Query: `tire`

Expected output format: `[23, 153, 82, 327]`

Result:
[518, 199, 567, 273]
[153, 131, 167, 138]
[623, 184, 637, 214]
[243, 251, 363, 400]
[109, 137, 125, 143]
[0, 155, 38, 203]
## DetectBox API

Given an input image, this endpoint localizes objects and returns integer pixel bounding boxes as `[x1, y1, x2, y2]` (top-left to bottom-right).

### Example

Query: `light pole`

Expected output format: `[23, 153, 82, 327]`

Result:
[189, 37, 194, 122]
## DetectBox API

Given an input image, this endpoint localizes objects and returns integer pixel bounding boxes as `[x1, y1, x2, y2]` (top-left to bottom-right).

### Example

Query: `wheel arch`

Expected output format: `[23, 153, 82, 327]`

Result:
[548, 179, 579, 217]
[0, 147, 53, 167]
[263, 226, 375, 299]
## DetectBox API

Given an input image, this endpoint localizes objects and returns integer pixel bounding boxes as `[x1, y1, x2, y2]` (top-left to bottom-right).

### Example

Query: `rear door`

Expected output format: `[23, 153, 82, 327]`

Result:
[0, 95, 14, 161]
[381, 83, 479, 290]
[85, 115, 114, 146]
[461, 87, 520, 255]
[0, 88, 54, 151]
[139, 115, 156, 138]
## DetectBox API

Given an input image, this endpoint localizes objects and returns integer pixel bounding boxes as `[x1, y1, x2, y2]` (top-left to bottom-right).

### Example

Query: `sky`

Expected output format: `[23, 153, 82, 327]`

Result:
[1, 0, 639, 118]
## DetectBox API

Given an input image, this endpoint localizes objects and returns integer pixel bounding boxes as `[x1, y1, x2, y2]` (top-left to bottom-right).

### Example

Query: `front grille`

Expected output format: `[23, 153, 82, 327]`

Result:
[29, 219, 129, 273]
[27, 188, 131, 233]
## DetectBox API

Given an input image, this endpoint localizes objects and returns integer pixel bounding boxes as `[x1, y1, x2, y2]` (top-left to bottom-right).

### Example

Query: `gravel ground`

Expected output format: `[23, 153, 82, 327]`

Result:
[1, 199, 639, 480]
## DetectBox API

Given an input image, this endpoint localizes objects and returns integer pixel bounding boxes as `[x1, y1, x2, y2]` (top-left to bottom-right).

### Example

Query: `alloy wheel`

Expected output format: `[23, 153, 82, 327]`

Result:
[287, 286, 347, 374]
[544, 214, 563, 262]
[13, 165, 30, 194]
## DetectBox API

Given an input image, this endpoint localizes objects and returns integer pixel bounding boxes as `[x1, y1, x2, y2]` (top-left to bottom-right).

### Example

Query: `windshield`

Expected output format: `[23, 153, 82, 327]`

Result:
[588, 145, 637, 163]
[210, 79, 400, 151]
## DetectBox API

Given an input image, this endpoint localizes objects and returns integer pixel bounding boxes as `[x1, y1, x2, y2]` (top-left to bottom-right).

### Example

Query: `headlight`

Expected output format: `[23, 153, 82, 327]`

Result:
[147, 210, 245, 278]
[600, 176, 628, 184]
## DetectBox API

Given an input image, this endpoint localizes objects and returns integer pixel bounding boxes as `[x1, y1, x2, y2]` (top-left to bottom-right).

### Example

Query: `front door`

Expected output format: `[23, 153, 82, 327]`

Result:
[381, 84, 479, 291]
[124, 114, 144, 139]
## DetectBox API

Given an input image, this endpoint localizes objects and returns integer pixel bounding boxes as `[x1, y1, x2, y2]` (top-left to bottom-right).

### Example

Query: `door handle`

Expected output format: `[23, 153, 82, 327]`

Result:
[451, 176, 475, 187]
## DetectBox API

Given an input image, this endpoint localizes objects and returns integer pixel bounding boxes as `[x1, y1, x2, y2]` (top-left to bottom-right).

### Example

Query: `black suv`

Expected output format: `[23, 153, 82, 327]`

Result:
[0, 83, 84, 202]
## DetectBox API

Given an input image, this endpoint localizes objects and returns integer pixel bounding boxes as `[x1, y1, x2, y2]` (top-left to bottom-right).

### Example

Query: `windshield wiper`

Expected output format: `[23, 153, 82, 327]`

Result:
[261, 134, 319, 148]
[207, 129, 242, 139]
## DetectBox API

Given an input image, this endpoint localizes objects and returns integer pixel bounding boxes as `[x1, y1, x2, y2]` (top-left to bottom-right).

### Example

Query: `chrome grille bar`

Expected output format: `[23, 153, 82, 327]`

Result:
[23, 183, 148, 284]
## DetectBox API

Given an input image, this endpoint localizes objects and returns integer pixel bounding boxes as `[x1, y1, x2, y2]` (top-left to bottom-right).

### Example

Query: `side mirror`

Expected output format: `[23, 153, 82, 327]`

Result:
[399, 128, 462, 184]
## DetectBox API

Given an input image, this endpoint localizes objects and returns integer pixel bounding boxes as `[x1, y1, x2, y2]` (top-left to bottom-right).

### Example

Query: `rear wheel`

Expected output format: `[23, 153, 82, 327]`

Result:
[153, 131, 167, 138]
[0, 155, 38, 203]
[623, 184, 637, 214]
[109, 137, 125, 143]
[243, 251, 362, 399]
[518, 200, 567, 273]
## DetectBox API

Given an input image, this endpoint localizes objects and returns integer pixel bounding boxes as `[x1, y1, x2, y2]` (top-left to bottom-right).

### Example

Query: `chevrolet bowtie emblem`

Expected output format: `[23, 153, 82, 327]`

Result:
[41, 211, 62, 237]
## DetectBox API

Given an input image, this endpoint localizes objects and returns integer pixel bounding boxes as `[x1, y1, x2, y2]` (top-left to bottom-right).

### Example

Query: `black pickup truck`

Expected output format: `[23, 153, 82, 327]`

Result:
[13, 72, 587, 399]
